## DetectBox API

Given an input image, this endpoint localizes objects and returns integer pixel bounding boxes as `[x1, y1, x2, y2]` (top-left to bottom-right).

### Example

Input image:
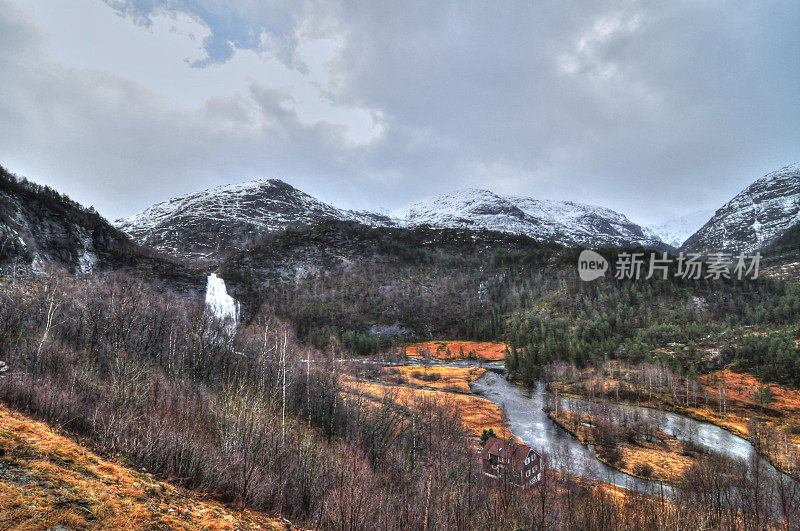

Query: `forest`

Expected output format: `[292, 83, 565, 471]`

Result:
[219, 223, 800, 385]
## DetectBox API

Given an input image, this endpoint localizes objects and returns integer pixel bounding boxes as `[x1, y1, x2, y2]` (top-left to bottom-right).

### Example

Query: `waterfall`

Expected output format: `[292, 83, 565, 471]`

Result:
[205, 273, 240, 325]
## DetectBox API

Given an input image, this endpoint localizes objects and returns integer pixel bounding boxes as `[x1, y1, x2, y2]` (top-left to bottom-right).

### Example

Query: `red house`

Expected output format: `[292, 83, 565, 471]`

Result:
[481, 437, 542, 487]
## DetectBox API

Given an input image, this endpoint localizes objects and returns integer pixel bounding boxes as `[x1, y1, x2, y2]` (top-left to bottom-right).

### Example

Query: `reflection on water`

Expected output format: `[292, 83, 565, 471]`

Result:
[471, 370, 666, 493]
[468, 366, 796, 495]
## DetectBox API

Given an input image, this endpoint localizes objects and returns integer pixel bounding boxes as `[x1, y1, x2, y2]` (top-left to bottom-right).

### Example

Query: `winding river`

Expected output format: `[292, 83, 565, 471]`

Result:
[448, 361, 796, 495]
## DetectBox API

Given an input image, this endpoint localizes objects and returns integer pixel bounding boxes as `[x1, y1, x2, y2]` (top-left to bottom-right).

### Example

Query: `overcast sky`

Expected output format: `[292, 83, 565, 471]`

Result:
[1, 0, 798, 225]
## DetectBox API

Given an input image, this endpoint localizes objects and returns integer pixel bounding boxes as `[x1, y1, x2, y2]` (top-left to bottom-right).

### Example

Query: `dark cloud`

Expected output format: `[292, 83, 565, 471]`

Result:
[1, 0, 799, 225]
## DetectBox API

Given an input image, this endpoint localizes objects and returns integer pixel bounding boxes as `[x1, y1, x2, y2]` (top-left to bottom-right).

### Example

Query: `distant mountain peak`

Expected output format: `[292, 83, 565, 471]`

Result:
[394, 189, 528, 222]
[648, 209, 715, 249]
[115, 178, 394, 260]
[395, 189, 667, 250]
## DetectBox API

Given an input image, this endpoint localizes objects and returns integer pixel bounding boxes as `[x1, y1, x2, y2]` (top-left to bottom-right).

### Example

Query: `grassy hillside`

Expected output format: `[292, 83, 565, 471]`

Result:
[0, 405, 281, 530]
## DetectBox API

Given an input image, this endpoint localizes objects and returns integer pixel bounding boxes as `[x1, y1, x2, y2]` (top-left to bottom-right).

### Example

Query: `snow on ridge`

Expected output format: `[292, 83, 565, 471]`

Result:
[681, 162, 800, 253]
[394, 189, 666, 249]
[392, 188, 507, 220]
[115, 178, 343, 235]
[751, 162, 800, 188]
[116, 177, 669, 257]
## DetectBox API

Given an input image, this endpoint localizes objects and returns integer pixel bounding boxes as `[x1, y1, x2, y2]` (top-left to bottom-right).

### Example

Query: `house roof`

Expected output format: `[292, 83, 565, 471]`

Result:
[482, 437, 537, 471]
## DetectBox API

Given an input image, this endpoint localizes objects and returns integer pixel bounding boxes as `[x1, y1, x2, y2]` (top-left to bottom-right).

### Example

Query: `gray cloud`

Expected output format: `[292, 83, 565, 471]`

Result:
[1, 0, 799, 225]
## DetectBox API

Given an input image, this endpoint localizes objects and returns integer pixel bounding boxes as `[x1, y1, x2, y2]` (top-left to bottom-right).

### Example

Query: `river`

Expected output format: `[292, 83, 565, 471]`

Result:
[452, 362, 797, 496]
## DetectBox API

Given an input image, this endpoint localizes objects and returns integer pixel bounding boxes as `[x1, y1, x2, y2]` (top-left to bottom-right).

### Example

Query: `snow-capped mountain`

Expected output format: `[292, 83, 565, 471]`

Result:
[117, 179, 670, 261]
[115, 179, 395, 260]
[681, 163, 800, 255]
[395, 189, 668, 250]
[648, 209, 715, 248]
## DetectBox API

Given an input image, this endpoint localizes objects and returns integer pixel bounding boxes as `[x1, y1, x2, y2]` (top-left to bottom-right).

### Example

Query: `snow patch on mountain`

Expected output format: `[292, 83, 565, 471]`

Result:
[395, 189, 667, 249]
[681, 163, 800, 254]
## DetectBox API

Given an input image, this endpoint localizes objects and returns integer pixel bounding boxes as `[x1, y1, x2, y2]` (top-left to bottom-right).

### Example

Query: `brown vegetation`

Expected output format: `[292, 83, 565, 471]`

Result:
[2, 270, 799, 528]
[403, 341, 507, 362]
[545, 361, 800, 481]
[0, 404, 280, 530]
[341, 373, 513, 441]
[0, 271, 481, 528]
[381, 365, 485, 394]
[547, 409, 694, 483]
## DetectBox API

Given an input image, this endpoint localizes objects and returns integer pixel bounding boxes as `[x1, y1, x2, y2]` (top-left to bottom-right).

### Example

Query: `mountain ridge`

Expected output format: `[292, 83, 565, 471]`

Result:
[117, 180, 669, 260]
[681, 163, 800, 255]
[115, 179, 396, 260]
[396, 188, 667, 250]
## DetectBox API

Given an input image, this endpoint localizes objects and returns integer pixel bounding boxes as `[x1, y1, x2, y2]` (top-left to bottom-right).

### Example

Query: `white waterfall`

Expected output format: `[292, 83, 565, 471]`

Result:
[205, 273, 240, 325]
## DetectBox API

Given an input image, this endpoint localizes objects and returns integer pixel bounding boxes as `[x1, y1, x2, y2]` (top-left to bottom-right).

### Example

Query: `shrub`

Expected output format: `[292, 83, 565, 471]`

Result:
[480, 428, 496, 446]
[634, 462, 654, 478]
[412, 370, 442, 382]
[600, 447, 624, 466]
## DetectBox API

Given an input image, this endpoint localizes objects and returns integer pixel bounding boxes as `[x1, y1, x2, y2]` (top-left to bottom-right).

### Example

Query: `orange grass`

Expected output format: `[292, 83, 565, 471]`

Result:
[555, 365, 800, 479]
[700, 370, 800, 421]
[381, 365, 485, 394]
[548, 410, 693, 483]
[403, 341, 507, 361]
[341, 375, 513, 440]
[0, 405, 281, 530]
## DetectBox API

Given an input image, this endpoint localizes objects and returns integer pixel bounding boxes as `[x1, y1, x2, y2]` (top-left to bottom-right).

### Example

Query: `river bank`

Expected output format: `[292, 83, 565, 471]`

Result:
[546, 409, 697, 484]
[360, 341, 798, 495]
[532, 364, 800, 482]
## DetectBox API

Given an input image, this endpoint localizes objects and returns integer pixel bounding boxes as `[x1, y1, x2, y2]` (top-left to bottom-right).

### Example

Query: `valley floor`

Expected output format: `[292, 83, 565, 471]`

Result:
[401, 341, 507, 362]
[546, 409, 697, 484]
[378, 341, 800, 488]
[548, 364, 800, 481]
[342, 364, 515, 441]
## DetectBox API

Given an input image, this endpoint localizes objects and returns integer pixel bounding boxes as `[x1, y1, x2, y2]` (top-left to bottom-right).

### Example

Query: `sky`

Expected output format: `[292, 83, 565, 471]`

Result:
[0, 0, 798, 226]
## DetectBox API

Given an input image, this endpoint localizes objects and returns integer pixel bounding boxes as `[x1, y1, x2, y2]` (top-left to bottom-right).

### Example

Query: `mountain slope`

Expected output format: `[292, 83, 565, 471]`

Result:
[0, 404, 280, 529]
[396, 189, 668, 250]
[219, 220, 568, 348]
[765, 220, 800, 255]
[0, 166, 206, 295]
[0, 166, 137, 274]
[761, 220, 800, 282]
[681, 163, 800, 255]
[116, 179, 395, 260]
